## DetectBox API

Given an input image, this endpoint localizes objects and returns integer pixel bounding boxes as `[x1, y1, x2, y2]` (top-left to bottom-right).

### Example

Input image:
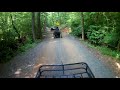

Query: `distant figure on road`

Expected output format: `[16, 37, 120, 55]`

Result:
[53, 27, 62, 38]
[55, 27, 59, 32]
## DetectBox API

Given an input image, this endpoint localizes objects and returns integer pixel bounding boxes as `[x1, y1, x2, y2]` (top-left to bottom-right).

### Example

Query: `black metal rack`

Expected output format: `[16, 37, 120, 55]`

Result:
[35, 62, 95, 78]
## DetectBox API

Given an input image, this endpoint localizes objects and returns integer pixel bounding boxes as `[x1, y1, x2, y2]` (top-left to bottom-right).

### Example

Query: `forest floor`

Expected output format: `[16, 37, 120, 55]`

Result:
[0, 28, 120, 78]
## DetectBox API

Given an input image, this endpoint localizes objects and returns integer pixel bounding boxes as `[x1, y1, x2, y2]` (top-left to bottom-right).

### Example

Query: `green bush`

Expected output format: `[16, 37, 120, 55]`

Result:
[102, 30, 119, 49]
[0, 40, 16, 62]
[71, 20, 80, 28]
[71, 26, 81, 37]
[96, 46, 120, 60]
[84, 41, 120, 60]
[87, 25, 105, 45]
[70, 20, 82, 37]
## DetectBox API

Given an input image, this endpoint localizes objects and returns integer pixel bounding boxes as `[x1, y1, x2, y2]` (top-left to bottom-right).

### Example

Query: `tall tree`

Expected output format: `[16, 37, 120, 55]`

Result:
[10, 14, 21, 39]
[37, 12, 42, 39]
[44, 13, 47, 32]
[81, 12, 85, 40]
[32, 12, 36, 41]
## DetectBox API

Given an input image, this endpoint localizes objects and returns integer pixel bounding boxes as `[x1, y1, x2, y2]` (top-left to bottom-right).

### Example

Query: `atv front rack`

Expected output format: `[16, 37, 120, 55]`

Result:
[35, 62, 95, 78]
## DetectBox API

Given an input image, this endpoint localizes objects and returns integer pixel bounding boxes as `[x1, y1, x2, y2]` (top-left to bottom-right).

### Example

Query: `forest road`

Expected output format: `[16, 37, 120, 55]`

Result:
[0, 29, 116, 78]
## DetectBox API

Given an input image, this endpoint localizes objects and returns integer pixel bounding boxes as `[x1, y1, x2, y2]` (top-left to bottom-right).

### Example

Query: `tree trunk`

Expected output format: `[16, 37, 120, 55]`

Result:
[44, 14, 47, 32]
[37, 12, 42, 39]
[52, 13, 54, 26]
[10, 14, 21, 39]
[117, 40, 120, 51]
[81, 12, 85, 40]
[58, 12, 61, 25]
[32, 12, 36, 41]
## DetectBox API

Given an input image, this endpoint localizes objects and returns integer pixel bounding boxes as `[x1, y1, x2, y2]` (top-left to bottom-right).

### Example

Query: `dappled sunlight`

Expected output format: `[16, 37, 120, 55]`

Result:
[25, 76, 30, 78]
[24, 64, 34, 69]
[42, 57, 45, 59]
[53, 40, 57, 42]
[14, 68, 22, 75]
[34, 64, 43, 69]
[28, 65, 32, 67]
[45, 66, 50, 68]
[34, 72, 37, 76]
[51, 37, 54, 39]
[115, 76, 120, 78]
[49, 40, 58, 44]
[115, 62, 120, 69]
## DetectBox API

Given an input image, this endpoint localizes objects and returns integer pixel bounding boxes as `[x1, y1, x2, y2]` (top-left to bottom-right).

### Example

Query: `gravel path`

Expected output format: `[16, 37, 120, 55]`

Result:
[0, 30, 117, 78]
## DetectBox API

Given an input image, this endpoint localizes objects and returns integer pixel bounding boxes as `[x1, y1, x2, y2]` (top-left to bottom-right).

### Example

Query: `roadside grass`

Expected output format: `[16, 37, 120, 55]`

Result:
[18, 39, 41, 53]
[81, 40, 120, 60]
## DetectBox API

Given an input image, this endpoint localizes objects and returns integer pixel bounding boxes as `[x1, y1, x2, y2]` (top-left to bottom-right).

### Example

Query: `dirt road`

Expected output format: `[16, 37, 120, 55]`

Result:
[0, 30, 117, 78]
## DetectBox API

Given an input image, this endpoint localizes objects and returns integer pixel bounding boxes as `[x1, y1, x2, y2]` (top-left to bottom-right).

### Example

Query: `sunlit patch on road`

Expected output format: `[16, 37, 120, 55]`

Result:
[49, 40, 58, 44]
[34, 64, 43, 69]
[14, 68, 21, 75]
[115, 62, 120, 69]
[51, 37, 54, 39]
[115, 76, 120, 78]
[28, 65, 32, 67]
[41, 57, 45, 59]
[25, 76, 30, 78]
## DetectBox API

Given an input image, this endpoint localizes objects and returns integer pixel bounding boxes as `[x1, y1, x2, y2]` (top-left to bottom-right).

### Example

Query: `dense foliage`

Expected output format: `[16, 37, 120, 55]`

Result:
[1, 12, 120, 62]
[47, 12, 120, 59]
[69, 12, 120, 51]
[0, 12, 46, 62]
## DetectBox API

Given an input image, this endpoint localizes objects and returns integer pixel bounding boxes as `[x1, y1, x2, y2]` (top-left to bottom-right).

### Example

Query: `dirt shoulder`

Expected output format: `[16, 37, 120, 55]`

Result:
[81, 40, 120, 78]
